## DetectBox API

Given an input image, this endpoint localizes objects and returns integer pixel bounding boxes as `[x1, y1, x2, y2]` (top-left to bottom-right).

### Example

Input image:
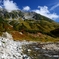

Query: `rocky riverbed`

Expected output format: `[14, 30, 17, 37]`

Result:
[22, 42, 59, 59]
[0, 32, 33, 59]
[0, 37, 33, 59]
[0, 32, 59, 59]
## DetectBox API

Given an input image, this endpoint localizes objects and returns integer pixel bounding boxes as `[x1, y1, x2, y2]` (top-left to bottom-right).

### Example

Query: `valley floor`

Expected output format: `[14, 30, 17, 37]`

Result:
[0, 32, 59, 59]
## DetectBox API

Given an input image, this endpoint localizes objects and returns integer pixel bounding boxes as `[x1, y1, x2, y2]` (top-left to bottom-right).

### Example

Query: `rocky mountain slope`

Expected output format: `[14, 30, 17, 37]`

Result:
[0, 8, 59, 42]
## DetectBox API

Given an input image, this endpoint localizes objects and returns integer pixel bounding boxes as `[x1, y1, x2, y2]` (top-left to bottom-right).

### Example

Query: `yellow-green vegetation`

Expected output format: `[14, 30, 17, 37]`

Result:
[9, 31, 59, 42]
[0, 11, 59, 42]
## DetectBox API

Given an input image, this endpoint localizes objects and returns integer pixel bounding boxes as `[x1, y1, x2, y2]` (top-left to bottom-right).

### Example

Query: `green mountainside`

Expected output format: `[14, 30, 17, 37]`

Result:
[0, 9, 59, 42]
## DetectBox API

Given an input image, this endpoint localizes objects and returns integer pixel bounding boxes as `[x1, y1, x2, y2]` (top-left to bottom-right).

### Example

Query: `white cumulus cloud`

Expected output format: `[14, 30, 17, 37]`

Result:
[23, 6, 30, 11]
[0, 6, 2, 8]
[33, 6, 59, 20]
[3, 0, 19, 12]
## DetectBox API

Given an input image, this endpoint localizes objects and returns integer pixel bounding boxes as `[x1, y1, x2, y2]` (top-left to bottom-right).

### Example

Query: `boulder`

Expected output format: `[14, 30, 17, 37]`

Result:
[2, 32, 13, 39]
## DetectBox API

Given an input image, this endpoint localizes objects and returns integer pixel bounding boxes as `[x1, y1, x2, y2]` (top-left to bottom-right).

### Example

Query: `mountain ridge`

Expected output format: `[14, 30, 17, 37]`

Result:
[0, 8, 59, 42]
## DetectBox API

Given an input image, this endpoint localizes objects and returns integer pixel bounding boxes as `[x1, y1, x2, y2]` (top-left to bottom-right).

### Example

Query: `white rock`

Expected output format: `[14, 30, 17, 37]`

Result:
[2, 32, 13, 39]
[28, 49, 31, 52]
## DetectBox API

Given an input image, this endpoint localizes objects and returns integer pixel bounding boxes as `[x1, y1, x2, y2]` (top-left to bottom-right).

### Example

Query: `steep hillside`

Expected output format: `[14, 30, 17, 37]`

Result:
[9, 18, 59, 34]
[0, 9, 59, 42]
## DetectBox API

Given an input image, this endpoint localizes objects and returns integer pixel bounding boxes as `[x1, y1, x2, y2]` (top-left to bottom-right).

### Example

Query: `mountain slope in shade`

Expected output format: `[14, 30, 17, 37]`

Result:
[51, 28, 59, 37]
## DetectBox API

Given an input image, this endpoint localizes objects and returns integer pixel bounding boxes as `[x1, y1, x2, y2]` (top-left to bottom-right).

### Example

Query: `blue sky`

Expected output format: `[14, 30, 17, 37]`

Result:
[14, 0, 57, 9]
[0, 0, 59, 22]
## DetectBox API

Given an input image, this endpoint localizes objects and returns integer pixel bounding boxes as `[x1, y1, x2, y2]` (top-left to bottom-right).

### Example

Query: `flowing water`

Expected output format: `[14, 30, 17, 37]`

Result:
[22, 43, 59, 59]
